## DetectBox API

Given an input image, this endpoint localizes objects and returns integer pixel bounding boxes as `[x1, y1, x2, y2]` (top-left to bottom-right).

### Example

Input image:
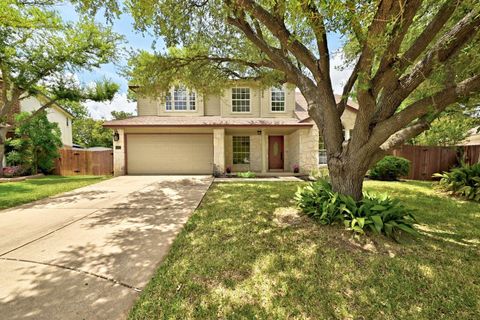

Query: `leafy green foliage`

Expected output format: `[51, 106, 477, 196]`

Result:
[412, 112, 478, 146]
[369, 156, 410, 181]
[295, 179, 417, 240]
[111, 110, 134, 120]
[237, 171, 256, 178]
[434, 163, 480, 201]
[6, 111, 62, 174]
[73, 118, 112, 148]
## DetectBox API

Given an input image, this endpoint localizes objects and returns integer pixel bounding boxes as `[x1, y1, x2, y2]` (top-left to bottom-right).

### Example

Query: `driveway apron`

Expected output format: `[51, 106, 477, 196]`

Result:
[0, 175, 212, 320]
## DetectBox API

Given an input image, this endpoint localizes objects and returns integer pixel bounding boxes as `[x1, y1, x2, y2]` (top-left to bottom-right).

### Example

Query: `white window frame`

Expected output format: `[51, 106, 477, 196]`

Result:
[232, 136, 250, 164]
[270, 86, 285, 112]
[319, 136, 327, 165]
[231, 87, 251, 113]
[165, 86, 196, 112]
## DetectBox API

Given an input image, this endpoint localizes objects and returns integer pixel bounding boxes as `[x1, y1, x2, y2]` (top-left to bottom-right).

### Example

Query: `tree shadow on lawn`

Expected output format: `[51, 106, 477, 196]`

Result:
[0, 177, 211, 320]
[130, 182, 480, 319]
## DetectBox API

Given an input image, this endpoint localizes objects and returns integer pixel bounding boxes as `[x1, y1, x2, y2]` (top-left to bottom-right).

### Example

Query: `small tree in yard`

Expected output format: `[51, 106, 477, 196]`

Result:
[78, 0, 480, 200]
[0, 0, 122, 176]
[7, 111, 62, 174]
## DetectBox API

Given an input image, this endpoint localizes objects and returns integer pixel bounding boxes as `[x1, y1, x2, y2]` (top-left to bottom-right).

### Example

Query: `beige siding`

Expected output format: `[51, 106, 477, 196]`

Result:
[126, 134, 213, 174]
[341, 108, 356, 131]
[204, 94, 221, 116]
[20, 96, 73, 146]
[137, 96, 158, 116]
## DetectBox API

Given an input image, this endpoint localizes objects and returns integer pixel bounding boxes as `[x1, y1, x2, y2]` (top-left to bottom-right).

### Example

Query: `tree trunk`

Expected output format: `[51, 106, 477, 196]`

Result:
[328, 158, 368, 201]
[0, 127, 7, 178]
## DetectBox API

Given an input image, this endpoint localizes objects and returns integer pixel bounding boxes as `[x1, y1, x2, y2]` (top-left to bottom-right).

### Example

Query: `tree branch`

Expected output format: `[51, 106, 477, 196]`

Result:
[372, 0, 422, 96]
[373, 0, 458, 95]
[380, 121, 430, 150]
[234, 0, 321, 80]
[368, 74, 480, 151]
[302, 1, 329, 76]
[375, 9, 480, 122]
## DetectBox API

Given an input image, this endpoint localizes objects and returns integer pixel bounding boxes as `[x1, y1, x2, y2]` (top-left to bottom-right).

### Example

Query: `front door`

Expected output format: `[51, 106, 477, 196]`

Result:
[268, 136, 284, 170]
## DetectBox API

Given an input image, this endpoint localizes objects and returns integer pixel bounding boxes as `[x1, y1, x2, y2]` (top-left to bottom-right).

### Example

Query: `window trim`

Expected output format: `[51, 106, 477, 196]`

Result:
[232, 136, 250, 165]
[164, 86, 196, 112]
[319, 135, 327, 165]
[231, 87, 251, 113]
[270, 86, 286, 113]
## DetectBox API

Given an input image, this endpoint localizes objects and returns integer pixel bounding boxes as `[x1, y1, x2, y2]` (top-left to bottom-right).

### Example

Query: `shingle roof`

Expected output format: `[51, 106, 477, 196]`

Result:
[103, 115, 313, 127]
[294, 92, 358, 122]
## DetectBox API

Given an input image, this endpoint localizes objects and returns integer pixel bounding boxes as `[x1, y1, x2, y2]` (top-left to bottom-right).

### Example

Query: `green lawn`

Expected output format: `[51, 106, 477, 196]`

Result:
[130, 180, 480, 320]
[0, 175, 110, 210]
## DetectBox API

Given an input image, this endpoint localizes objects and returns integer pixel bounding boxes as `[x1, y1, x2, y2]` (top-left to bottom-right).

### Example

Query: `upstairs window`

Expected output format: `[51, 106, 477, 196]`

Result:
[165, 86, 196, 111]
[271, 87, 285, 112]
[232, 88, 250, 112]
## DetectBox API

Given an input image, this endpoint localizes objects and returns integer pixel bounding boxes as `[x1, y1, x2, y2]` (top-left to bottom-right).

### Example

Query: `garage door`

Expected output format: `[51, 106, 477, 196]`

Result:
[126, 134, 213, 174]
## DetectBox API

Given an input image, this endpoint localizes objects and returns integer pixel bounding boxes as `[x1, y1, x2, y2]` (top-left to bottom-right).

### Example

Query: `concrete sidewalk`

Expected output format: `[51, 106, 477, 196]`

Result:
[0, 175, 212, 319]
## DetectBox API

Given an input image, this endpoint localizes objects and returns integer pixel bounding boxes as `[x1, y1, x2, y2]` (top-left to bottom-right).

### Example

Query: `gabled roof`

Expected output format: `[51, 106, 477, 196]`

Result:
[103, 116, 313, 128]
[294, 92, 358, 122]
[0, 79, 74, 120]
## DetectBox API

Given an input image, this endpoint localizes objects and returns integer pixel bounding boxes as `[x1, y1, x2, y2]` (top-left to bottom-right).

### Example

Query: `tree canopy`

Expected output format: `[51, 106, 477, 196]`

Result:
[75, 0, 480, 199]
[0, 0, 122, 175]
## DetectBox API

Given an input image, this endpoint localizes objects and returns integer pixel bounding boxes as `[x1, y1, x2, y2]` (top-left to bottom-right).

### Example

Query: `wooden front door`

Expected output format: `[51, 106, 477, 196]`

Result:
[268, 136, 284, 170]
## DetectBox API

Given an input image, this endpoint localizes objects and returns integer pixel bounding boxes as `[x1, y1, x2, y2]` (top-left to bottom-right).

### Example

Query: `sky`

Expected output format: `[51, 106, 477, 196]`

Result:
[56, 3, 352, 119]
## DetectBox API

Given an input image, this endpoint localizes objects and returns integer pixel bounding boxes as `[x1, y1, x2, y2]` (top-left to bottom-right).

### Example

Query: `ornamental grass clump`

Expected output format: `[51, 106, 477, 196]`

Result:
[434, 163, 480, 201]
[295, 179, 417, 240]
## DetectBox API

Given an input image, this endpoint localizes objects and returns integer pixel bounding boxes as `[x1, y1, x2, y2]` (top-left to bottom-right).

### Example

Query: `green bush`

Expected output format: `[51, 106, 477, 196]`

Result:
[237, 171, 256, 178]
[434, 163, 480, 201]
[295, 179, 417, 240]
[6, 111, 62, 174]
[369, 156, 410, 181]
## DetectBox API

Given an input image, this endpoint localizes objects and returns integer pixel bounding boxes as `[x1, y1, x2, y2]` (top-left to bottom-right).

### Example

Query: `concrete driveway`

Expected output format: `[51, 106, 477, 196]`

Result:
[0, 175, 212, 320]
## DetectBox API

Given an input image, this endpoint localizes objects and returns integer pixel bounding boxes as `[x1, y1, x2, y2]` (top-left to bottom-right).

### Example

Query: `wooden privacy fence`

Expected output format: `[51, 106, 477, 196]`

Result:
[54, 148, 113, 176]
[391, 145, 480, 180]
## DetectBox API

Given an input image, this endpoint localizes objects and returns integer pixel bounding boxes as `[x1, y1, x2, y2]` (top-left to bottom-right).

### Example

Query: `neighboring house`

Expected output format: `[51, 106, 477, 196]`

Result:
[459, 127, 480, 146]
[6, 94, 74, 147]
[103, 82, 357, 176]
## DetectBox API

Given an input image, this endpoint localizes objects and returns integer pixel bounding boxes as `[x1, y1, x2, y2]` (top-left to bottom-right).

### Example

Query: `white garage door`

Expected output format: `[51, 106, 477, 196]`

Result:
[126, 134, 213, 174]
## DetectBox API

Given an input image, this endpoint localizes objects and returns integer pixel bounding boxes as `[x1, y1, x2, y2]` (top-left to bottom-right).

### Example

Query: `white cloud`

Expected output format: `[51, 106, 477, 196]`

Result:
[84, 93, 137, 120]
[329, 51, 354, 94]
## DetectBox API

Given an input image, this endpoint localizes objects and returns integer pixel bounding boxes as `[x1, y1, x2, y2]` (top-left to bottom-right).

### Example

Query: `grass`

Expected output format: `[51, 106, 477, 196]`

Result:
[130, 180, 480, 320]
[0, 175, 110, 210]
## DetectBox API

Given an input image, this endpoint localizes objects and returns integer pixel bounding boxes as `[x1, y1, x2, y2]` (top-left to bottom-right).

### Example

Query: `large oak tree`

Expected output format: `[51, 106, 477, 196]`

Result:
[78, 0, 480, 199]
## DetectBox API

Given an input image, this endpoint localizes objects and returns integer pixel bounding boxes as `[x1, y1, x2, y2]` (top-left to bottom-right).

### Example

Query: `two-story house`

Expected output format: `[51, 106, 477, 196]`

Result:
[103, 81, 357, 176]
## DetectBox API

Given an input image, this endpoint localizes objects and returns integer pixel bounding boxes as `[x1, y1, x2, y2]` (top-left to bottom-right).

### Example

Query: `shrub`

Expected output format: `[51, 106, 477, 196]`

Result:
[295, 179, 418, 240]
[294, 179, 344, 225]
[237, 171, 256, 178]
[6, 111, 62, 174]
[434, 163, 480, 201]
[369, 156, 410, 181]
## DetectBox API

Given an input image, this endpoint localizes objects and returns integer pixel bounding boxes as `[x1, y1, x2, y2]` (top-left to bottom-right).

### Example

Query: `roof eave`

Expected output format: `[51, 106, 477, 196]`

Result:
[103, 123, 314, 128]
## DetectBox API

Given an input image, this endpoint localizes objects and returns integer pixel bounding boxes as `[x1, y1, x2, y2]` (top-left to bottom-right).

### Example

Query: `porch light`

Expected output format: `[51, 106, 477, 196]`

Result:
[113, 130, 120, 142]
[257, 130, 262, 135]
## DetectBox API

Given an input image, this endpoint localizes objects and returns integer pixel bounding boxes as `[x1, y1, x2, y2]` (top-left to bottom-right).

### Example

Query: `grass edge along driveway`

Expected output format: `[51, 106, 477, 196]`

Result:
[0, 175, 110, 210]
[130, 180, 480, 320]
